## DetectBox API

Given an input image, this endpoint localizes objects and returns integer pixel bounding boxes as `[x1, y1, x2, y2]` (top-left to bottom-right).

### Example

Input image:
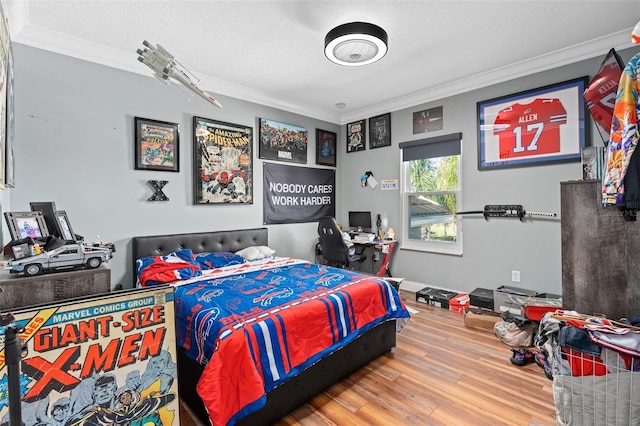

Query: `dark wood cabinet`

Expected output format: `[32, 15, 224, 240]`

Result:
[561, 180, 640, 319]
[0, 266, 111, 311]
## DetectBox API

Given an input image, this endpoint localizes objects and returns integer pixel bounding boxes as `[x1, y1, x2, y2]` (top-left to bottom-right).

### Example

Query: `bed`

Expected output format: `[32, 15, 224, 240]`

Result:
[132, 227, 409, 425]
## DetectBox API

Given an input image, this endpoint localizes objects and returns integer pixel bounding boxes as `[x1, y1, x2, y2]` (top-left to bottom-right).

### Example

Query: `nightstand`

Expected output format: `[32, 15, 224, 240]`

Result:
[0, 266, 111, 311]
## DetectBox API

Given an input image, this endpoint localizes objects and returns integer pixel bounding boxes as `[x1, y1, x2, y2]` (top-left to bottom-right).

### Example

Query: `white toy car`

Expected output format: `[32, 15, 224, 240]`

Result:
[5, 242, 114, 277]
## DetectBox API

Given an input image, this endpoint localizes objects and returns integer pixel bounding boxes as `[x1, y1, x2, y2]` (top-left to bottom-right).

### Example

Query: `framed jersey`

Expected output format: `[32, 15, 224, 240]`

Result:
[477, 76, 589, 170]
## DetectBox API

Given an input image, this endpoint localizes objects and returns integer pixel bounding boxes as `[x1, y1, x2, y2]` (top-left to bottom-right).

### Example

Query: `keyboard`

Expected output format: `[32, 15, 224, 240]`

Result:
[353, 233, 375, 243]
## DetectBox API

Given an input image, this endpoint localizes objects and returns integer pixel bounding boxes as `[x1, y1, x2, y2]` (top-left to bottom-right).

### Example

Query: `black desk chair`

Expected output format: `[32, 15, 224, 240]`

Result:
[317, 216, 366, 270]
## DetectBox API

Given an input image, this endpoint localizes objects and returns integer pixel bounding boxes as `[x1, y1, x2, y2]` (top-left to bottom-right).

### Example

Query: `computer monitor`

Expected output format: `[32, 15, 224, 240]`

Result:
[348, 211, 372, 232]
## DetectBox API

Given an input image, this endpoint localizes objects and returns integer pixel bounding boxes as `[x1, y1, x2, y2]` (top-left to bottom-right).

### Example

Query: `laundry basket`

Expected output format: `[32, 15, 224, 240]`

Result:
[544, 311, 640, 426]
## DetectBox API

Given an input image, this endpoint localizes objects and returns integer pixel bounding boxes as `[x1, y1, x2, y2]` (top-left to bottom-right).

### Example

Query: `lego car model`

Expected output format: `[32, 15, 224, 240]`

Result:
[4, 242, 114, 277]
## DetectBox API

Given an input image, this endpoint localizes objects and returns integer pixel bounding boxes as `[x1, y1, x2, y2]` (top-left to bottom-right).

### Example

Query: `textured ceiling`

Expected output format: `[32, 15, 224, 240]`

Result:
[4, 0, 640, 124]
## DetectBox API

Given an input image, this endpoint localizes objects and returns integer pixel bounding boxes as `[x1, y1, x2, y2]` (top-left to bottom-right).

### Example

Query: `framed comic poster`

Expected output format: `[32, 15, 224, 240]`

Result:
[0, 286, 180, 426]
[347, 119, 366, 153]
[259, 118, 308, 164]
[193, 116, 253, 204]
[316, 129, 336, 167]
[369, 113, 391, 149]
[477, 76, 589, 170]
[134, 117, 180, 172]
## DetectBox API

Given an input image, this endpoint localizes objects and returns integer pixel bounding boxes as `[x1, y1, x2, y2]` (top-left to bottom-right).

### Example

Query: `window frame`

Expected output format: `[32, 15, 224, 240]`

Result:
[399, 133, 463, 255]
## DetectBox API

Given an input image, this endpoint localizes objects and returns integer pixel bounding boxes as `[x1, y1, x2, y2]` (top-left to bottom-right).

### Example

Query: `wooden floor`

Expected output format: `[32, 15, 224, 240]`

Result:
[180, 290, 558, 425]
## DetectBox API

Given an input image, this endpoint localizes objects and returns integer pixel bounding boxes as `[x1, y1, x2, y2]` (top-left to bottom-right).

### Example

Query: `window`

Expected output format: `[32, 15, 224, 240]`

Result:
[399, 133, 462, 255]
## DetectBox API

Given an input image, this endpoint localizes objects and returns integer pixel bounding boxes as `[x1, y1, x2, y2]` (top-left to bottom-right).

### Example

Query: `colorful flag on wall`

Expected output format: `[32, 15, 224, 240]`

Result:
[583, 48, 624, 145]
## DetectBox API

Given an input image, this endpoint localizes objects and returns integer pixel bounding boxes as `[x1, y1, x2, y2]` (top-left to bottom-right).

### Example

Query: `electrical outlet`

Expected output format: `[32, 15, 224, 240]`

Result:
[512, 270, 521, 283]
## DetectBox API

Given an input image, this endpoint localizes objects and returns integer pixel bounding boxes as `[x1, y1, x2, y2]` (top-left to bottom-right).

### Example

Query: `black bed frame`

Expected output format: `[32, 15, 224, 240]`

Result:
[132, 228, 397, 425]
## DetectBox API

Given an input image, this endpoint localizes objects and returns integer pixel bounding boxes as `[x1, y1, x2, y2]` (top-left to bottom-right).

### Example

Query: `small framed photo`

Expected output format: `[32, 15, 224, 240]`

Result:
[347, 119, 366, 153]
[4, 211, 49, 241]
[258, 118, 308, 164]
[316, 129, 337, 167]
[134, 117, 180, 172]
[477, 76, 589, 170]
[369, 113, 391, 149]
[55, 210, 76, 241]
[413, 106, 443, 134]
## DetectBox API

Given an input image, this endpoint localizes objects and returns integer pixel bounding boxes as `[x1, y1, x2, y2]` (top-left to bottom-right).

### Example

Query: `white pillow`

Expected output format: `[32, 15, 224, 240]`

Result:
[236, 245, 276, 261]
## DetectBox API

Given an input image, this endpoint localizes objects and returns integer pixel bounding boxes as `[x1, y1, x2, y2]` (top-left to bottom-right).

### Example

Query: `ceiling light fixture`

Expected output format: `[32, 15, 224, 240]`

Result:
[324, 22, 388, 67]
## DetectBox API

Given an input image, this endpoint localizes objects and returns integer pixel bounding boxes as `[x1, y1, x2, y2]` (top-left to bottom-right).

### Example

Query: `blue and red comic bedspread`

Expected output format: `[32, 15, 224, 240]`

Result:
[137, 254, 409, 425]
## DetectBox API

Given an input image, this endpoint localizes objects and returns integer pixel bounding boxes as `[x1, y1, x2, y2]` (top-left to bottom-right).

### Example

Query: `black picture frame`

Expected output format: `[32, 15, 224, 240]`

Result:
[54, 210, 76, 241]
[369, 113, 391, 149]
[316, 129, 337, 167]
[29, 201, 59, 238]
[193, 116, 253, 204]
[477, 76, 589, 170]
[346, 119, 366, 153]
[134, 117, 180, 172]
[258, 118, 308, 164]
[4, 211, 50, 241]
[413, 106, 443, 134]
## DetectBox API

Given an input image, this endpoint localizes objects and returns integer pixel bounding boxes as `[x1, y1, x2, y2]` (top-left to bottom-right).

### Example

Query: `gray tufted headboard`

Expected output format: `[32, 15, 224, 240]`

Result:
[131, 228, 268, 281]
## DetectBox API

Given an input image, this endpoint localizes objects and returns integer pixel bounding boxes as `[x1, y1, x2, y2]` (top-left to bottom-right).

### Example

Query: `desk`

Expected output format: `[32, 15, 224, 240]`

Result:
[353, 239, 397, 277]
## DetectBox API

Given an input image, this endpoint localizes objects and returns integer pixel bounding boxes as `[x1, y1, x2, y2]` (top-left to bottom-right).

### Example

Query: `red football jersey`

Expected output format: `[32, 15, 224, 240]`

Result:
[583, 49, 623, 135]
[493, 98, 567, 159]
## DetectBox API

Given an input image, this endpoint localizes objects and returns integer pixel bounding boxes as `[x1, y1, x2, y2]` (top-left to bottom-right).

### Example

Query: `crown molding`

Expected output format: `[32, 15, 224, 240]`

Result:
[3, 0, 28, 38]
[7, 15, 635, 127]
[9, 24, 342, 124]
[339, 28, 635, 125]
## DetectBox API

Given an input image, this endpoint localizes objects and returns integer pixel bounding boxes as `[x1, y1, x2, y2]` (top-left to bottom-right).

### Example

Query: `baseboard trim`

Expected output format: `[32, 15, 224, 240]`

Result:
[400, 280, 427, 293]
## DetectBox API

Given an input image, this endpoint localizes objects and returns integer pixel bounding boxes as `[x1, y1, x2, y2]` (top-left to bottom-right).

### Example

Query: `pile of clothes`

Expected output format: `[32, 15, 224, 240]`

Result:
[493, 311, 553, 379]
[537, 311, 640, 425]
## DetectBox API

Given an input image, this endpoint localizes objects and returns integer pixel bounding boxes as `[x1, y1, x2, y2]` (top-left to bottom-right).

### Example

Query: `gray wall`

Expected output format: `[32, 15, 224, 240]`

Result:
[337, 47, 639, 295]
[9, 44, 339, 288]
[8, 43, 639, 296]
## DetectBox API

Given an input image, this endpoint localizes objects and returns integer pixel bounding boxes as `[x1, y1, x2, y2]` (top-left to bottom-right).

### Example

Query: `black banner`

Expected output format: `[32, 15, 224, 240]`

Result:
[263, 163, 335, 224]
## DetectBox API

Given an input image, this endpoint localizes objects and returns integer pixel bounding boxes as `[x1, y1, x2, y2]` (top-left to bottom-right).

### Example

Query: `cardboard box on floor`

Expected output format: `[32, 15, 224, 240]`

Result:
[463, 306, 502, 330]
